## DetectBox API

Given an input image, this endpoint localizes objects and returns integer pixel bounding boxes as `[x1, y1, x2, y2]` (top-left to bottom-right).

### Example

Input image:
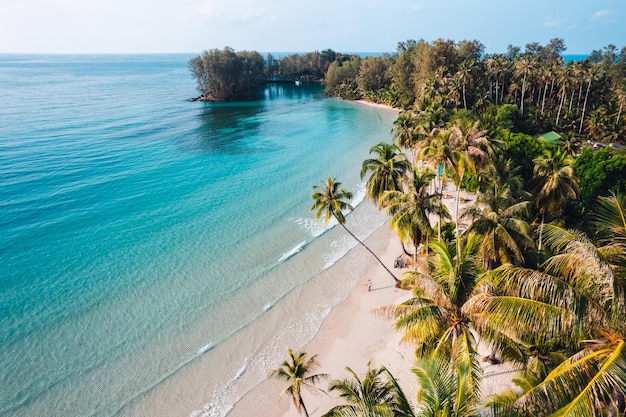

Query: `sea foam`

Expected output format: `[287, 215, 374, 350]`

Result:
[277, 241, 306, 262]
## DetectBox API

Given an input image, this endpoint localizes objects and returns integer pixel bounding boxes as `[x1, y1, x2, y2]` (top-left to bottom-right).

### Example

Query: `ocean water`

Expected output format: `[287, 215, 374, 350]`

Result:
[0, 54, 397, 416]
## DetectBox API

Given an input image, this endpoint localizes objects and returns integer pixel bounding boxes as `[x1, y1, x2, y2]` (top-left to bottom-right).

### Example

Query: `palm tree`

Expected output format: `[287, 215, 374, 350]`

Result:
[590, 191, 626, 286]
[323, 364, 414, 417]
[535, 65, 547, 113]
[418, 129, 458, 241]
[447, 74, 463, 110]
[311, 177, 400, 285]
[360, 142, 411, 208]
[515, 56, 535, 115]
[463, 183, 533, 270]
[579, 61, 600, 134]
[554, 65, 572, 127]
[448, 117, 491, 249]
[412, 352, 480, 417]
[269, 348, 329, 417]
[485, 350, 568, 416]
[382, 169, 449, 262]
[471, 224, 626, 416]
[374, 235, 493, 395]
[586, 105, 610, 141]
[477, 154, 526, 201]
[613, 82, 626, 126]
[392, 112, 418, 150]
[456, 60, 474, 110]
[532, 149, 579, 251]
[412, 98, 448, 152]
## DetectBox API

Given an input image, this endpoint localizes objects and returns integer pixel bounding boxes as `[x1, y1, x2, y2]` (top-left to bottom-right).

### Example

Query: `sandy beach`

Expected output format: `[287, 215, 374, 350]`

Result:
[222, 95, 517, 416]
[230, 187, 518, 417]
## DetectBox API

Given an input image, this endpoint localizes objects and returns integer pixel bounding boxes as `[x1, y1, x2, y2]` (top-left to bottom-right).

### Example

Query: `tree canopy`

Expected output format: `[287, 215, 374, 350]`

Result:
[189, 47, 341, 101]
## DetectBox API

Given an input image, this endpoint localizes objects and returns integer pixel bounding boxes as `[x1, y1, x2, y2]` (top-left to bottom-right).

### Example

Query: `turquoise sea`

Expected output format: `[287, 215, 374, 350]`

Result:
[0, 54, 397, 416]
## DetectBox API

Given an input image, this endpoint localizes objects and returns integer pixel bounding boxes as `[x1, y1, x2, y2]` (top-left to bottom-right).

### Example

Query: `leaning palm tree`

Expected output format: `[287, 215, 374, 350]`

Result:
[382, 169, 449, 262]
[269, 348, 329, 417]
[532, 148, 579, 251]
[311, 177, 400, 285]
[360, 142, 411, 208]
[323, 364, 414, 417]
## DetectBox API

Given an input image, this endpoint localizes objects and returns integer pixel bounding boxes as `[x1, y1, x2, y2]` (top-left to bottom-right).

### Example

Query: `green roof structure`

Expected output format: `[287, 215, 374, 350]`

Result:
[537, 131, 563, 144]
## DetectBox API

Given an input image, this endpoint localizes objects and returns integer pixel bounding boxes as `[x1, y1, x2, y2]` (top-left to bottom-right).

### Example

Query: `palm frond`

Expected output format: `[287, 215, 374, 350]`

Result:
[515, 341, 626, 417]
[466, 292, 576, 347]
[373, 302, 448, 346]
[381, 366, 416, 417]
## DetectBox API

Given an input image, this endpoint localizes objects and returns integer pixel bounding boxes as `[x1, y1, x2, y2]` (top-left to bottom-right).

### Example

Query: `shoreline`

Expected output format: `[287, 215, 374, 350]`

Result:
[354, 99, 400, 112]
[228, 189, 518, 417]
[229, 222, 415, 417]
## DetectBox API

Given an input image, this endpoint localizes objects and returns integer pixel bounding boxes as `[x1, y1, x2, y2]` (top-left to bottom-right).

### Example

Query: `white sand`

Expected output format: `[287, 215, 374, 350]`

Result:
[354, 100, 400, 112]
[236, 201, 517, 416]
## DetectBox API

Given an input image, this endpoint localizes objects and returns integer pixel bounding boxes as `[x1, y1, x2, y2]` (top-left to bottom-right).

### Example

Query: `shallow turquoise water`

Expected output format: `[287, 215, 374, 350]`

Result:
[0, 54, 397, 416]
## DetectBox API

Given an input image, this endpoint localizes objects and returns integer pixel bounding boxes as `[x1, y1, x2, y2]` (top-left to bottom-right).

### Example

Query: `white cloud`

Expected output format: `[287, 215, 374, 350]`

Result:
[591, 9, 615, 22]
[543, 16, 567, 27]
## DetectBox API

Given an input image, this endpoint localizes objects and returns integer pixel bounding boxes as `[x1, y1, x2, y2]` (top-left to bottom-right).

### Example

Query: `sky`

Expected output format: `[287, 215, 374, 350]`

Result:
[1, 0, 625, 55]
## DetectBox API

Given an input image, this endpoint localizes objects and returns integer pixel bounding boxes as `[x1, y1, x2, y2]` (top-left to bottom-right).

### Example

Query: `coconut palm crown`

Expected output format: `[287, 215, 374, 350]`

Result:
[360, 142, 411, 208]
[311, 177, 400, 284]
[269, 348, 329, 417]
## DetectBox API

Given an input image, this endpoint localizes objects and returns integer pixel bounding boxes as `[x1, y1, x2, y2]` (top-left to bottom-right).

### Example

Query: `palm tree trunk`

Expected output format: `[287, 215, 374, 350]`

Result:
[568, 89, 575, 114]
[556, 90, 565, 126]
[436, 167, 443, 242]
[617, 103, 623, 125]
[340, 224, 400, 284]
[577, 81, 583, 110]
[541, 83, 548, 114]
[520, 73, 527, 115]
[438, 193, 443, 242]
[300, 397, 310, 417]
[579, 78, 592, 134]
[538, 213, 545, 252]
[495, 79, 499, 105]
[455, 171, 465, 256]
[462, 82, 467, 110]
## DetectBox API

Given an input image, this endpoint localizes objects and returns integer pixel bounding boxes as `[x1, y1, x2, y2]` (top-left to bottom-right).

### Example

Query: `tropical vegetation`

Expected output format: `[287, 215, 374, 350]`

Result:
[248, 37, 626, 416]
[189, 47, 343, 101]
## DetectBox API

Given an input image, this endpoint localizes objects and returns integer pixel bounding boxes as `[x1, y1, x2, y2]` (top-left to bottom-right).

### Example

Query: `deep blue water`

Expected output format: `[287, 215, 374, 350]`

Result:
[0, 54, 397, 416]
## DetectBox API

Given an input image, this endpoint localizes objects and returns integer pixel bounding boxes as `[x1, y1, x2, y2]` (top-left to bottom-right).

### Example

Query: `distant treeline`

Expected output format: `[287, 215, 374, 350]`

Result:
[189, 39, 626, 146]
[188, 47, 345, 101]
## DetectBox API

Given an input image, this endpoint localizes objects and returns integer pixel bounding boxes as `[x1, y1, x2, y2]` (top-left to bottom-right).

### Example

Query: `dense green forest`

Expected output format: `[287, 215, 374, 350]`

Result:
[188, 47, 343, 100]
[190, 40, 626, 146]
[260, 38, 626, 417]
[325, 38, 626, 145]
